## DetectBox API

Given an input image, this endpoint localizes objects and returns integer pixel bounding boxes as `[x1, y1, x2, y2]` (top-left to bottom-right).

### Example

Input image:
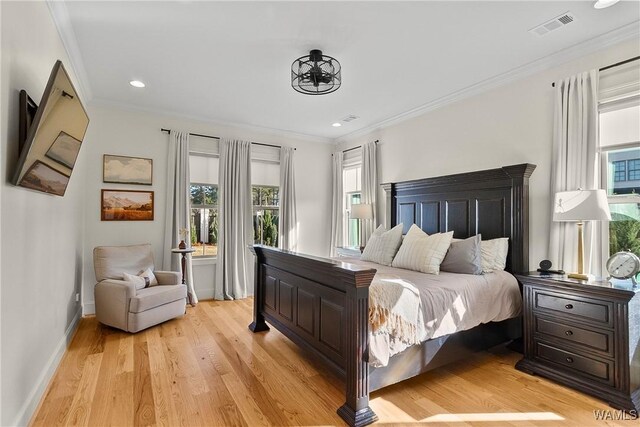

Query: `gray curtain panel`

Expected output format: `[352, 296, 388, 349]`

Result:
[329, 151, 344, 257]
[549, 70, 601, 274]
[361, 141, 378, 245]
[162, 130, 198, 305]
[278, 146, 298, 251]
[216, 139, 252, 300]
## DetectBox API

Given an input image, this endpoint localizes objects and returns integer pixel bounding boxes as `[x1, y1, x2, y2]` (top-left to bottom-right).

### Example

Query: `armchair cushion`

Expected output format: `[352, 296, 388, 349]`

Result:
[94, 244, 155, 282]
[129, 284, 187, 313]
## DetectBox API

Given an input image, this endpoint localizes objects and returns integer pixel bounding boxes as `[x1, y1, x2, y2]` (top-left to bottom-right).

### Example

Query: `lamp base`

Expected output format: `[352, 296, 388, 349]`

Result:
[567, 272, 594, 281]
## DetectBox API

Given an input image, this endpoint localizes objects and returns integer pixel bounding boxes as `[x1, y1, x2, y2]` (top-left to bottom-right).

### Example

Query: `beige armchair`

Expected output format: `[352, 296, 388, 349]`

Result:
[93, 244, 187, 333]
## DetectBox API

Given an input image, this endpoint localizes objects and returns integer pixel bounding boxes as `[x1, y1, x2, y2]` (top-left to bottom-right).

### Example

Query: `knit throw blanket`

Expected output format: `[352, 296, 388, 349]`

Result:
[369, 274, 423, 347]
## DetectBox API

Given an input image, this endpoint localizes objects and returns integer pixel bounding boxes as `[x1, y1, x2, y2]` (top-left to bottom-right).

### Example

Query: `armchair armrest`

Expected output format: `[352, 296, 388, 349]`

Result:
[154, 271, 181, 286]
[94, 279, 137, 331]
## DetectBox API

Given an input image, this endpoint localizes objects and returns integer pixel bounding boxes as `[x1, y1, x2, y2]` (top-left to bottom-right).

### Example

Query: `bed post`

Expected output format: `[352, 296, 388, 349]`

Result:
[381, 182, 395, 230]
[337, 269, 378, 427]
[248, 246, 269, 332]
[502, 164, 536, 274]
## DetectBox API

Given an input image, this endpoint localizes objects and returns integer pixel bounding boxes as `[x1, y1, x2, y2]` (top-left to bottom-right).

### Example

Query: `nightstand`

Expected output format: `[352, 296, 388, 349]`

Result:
[515, 272, 640, 412]
[336, 246, 362, 258]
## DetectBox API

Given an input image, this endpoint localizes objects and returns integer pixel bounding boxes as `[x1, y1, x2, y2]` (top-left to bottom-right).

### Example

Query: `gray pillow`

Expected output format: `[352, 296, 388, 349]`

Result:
[440, 234, 482, 275]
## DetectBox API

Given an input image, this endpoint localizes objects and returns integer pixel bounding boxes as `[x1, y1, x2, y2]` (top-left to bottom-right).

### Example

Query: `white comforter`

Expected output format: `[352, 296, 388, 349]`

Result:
[339, 257, 522, 367]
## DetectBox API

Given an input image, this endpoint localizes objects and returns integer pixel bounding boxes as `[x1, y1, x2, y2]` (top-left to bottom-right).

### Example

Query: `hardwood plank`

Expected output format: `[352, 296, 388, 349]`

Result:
[133, 334, 155, 427]
[65, 353, 103, 427]
[31, 299, 630, 427]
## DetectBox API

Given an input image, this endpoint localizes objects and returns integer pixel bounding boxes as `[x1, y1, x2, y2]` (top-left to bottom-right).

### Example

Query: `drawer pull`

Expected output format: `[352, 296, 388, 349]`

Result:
[566, 357, 574, 363]
[565, 304, 573, 309]
[565, 330, 573, 336]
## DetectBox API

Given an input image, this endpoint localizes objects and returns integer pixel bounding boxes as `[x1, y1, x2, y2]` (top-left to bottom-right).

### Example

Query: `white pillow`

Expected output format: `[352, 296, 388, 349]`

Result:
[481, 238, 509, 273]
[391, 225, 454, 274]
[123, 272, 147, 290]
[361, 223, 404, 266]
[123, 267, 158, 290]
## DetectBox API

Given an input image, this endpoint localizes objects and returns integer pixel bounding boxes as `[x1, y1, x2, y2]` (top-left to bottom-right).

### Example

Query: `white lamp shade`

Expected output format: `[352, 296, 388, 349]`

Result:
[350, 203, 373, 220]
[553, 189, 611, 222]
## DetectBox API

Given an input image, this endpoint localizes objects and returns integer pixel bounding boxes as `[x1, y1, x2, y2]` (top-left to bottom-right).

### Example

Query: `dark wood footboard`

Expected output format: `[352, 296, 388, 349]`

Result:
[249, 245, 378, 427]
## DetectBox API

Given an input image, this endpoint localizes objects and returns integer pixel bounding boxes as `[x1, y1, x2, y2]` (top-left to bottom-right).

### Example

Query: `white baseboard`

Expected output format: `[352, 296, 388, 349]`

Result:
[12, 309, 81, 427]
[194, 288, 214, 300]
[82, 301, 95, 316]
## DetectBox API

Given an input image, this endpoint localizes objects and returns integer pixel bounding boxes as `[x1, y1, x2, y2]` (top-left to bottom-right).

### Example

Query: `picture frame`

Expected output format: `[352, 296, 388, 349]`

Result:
[45, 131, 82, 169]
[103, 154, 153, 185]
[101, 189, 154, 221]
[19, 160, 70, 197]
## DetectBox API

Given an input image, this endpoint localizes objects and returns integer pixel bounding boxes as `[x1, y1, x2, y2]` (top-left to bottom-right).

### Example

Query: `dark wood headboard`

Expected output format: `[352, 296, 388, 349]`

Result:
[382, 163, 536, 274]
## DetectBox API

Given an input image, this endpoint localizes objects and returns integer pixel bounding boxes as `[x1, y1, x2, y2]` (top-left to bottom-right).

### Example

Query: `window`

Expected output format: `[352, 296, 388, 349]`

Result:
[189, 138, 281, 256]
[343, 165, 362, 248]
[190, 184, 219, 257]
[613, 160, 626, 182]
[599, 102, 640, 273]
[253, 185, 279, 247]
[628, 159, 640, 181]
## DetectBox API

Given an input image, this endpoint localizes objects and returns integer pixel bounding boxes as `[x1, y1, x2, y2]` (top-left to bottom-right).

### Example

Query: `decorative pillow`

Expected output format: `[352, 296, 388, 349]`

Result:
[123, 272, 147, 290]
[481, 238, 509, 273]
[361, 223, 404, 266]
[123, 268, 158, 290]
[391, 225, 454, 274]
[441, 234, 483, 275]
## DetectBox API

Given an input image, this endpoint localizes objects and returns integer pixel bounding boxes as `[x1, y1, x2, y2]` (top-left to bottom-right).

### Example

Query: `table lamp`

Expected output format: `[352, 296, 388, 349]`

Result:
[350, 203, 373, 252]
[553, 189, 611, 280]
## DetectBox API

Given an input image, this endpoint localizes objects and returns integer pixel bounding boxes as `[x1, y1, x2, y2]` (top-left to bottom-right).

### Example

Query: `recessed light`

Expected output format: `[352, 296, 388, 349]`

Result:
[594, 0, 620, 9]
[129, 80, 145, 88]
[332, 122, 342, 127]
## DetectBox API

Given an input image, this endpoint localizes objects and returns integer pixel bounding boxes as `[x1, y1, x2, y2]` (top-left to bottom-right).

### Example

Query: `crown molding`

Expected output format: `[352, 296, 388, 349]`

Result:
[336, 21, 640, 144]
[90, 98, 335, 145]
[46, 0, 93, 103]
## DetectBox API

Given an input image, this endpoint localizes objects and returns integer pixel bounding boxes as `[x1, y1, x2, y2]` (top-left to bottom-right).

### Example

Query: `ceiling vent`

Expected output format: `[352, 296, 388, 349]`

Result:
[342, 115, 359, 123]
[529, 12, 575, 37]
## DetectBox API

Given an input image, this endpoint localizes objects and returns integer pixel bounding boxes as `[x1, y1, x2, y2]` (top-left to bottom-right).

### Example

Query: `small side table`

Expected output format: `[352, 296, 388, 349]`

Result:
[171, 247, 196, 285]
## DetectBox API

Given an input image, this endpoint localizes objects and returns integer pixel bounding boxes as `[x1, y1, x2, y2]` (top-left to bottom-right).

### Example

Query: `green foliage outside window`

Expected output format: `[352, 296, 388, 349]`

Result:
[609, 220, 640, 258]
[253, 186, 279, 247]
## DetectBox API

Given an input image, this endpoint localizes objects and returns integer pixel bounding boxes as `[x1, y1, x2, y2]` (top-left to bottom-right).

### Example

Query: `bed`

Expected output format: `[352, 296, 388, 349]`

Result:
[249, 163, 536, 427]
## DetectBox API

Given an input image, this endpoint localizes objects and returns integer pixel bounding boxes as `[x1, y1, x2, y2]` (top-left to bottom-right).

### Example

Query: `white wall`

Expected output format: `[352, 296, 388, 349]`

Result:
[337, 39, 640, 271]
[0, 2, 87, 425]
[81, 104, 333, 311]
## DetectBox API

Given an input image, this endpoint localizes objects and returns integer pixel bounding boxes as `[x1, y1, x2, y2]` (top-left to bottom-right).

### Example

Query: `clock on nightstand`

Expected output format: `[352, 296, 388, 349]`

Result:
[515, 272, 640, 412]
[606, 251, 640, 286]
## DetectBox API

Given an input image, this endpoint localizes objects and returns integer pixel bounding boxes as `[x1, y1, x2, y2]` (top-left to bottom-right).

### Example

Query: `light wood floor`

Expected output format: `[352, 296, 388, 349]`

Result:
[31, 299, 628, 427]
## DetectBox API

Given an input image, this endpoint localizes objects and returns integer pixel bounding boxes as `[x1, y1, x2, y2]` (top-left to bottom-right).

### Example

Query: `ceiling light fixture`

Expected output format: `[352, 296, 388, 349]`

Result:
[594, 0, 620, 9]
[129, 80, 146, 88]
[332, 122, 342, 127]
[291, 49, 341, 95]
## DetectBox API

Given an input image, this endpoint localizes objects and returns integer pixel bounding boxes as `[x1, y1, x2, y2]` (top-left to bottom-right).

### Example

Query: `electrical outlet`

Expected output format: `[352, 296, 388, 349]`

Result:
[75, 293, 80, 303]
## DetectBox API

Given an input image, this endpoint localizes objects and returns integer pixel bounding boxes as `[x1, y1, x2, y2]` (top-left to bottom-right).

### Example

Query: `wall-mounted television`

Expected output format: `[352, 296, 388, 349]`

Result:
[12, 60, 89, 196]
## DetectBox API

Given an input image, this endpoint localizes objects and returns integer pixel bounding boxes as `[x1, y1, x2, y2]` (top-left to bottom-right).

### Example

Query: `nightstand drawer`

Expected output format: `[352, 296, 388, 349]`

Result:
[534, 316, 614, 357]
[535, 342, 614, 386]
[533, 289, 612, 327]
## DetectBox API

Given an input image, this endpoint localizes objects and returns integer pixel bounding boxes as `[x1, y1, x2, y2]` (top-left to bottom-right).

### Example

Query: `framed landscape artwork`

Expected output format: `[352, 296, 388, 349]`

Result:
[19, 160, 70, 196]
[103, 154, 153, 185]
[101, 189, 154, 221]
[45, 131, 82, 169]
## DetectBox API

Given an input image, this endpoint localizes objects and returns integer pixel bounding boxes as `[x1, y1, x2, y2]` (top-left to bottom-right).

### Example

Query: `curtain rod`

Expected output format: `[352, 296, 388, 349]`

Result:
[551, 56, 640, 88]
[332, 140, 379, 156]
[160, 128, 294, 150]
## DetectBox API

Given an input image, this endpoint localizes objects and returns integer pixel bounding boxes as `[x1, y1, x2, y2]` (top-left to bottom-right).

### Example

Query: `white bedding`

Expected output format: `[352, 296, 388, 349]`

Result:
[338, 257, 522, 367]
